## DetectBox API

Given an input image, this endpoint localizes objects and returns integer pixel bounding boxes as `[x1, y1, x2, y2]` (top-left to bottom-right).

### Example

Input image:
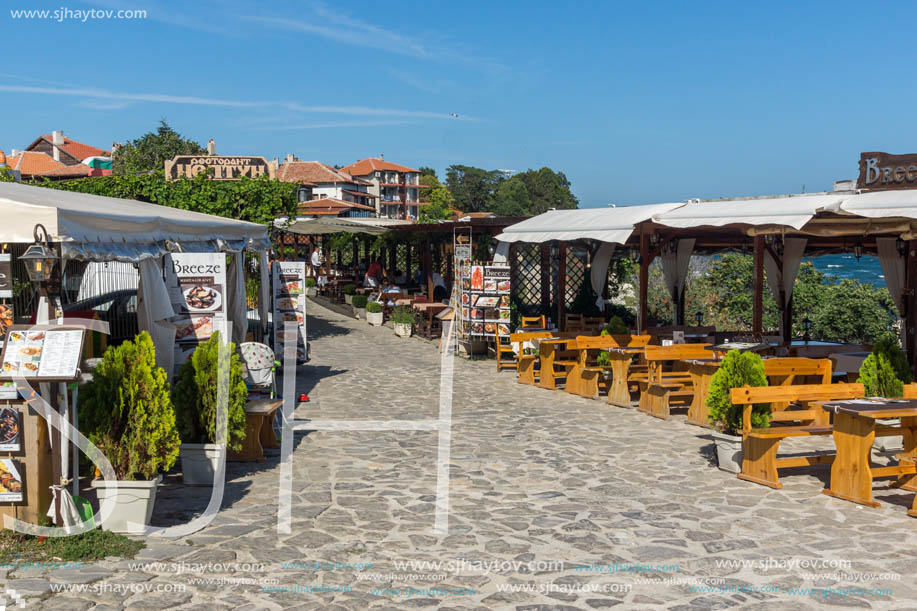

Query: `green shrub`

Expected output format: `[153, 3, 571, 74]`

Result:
[873, 334, 912, 384]
[366, 301, 383, 314]
[304, 277, 317, 288]
[351, 295, 368, 308]
[343, 283, 356, 295]
[858, 353, 904, 398]
[707, 350, 769, 435]
[602, 316, 629, 335]
[390, 305, 417, 325]
[79, 332, 180, 480]
[171, 332, 248, 451]
[596, 350, 611, 367]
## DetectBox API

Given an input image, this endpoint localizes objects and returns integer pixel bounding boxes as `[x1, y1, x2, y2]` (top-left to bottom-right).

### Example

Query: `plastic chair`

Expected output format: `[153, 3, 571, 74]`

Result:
[239, 342, 279, 398]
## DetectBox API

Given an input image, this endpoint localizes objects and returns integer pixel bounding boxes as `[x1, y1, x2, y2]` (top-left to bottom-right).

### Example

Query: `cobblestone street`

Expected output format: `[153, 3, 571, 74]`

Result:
[15, 300, 917, 610]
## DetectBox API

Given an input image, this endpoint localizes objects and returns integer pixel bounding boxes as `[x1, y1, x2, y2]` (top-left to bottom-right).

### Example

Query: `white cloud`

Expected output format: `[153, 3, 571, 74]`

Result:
[248, 120, 418, 131]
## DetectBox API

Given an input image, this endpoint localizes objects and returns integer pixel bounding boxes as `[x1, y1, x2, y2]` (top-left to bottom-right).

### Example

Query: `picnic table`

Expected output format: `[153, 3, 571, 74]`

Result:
[820, 399, 917, 508]
[414, 302, 448, 339]
[684, 358, 721, 427]
[606, 347, 646, 407]
[705, 342, 773, 356]
[228, 398, 282, 462]
[532, 337, 579, 391]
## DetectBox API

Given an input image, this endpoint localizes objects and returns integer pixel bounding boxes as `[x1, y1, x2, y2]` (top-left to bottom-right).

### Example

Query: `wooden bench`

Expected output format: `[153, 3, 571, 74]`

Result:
[512, 331, 554, 385]
[228, 399, 283, 462]
[729, 383, 864, 489]
[537, 335, 582, 391]
[575, 335, 652, 400]
[638, 344, 712, 419]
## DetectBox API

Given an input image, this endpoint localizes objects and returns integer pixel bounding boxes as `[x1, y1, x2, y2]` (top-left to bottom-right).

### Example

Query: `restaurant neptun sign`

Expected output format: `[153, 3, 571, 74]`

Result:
[857, 152, 917, 191]
[164, 155, 276, 181]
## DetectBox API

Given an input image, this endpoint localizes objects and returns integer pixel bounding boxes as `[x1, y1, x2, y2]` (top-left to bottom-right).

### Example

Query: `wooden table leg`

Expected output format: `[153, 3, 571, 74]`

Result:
[686, 364, 715, 428]
[822, 412, 879, 507]
[517, 355, 536, 385]
[607, 355, 632, 407]
[260, 411, 280, 450]
[537, 345, 556, 390]
[228, 413, 266, 462]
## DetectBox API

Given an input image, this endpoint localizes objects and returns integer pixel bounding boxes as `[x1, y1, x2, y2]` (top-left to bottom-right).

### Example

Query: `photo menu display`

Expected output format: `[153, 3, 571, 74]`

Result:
[167, 253, 227, 369]
[459, 263, 511, 338]
[0, 328, 85, 380]
[272, 261, 307, 360]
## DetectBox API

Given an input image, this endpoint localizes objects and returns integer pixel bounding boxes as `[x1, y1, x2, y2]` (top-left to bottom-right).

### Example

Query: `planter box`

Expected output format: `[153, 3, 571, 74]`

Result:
[367, 310, 384, 326]
[712, 431, 743, 473]
[394, 323, 413, 338]
[179, 443, 224, 486]
[353, 307, 366, 320]
[305, 287, 317, 297]
[91, 474, 162, 534]
[344, 294, 354, 305]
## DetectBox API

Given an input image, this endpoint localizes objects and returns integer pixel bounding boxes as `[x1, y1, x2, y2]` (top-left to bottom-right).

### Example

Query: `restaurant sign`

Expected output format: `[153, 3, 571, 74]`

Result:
[164, 155, 276, 181]
[858, 152, 917, 191]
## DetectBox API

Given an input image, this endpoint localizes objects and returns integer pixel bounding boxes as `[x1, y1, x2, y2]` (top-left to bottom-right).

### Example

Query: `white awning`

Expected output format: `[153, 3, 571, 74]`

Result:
[652, 194, 844, 230]
[839, 190, 917, 220]
[280, 216, 412, 235]
[0, 181, 269, 261]
[496, 204, 683, 244]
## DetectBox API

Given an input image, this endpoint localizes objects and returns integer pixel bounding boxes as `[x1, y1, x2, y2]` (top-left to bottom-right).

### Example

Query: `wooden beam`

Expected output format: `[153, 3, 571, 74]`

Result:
[424, 236, 434, 299]
[907, 240, 917, 377]
[540, 243, 551, 316]
[352, 238, 359, 270]
[557, 241, 567, 330]
[639, 230, 650, 333]
[753, 235, 764, 335]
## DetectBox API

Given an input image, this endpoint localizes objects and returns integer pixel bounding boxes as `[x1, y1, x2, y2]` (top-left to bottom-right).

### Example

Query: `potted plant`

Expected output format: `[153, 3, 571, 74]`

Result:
[706, 350, 769, 473]
[171, 332, 248, 485]
[352, 294, 368, 319]
[343, 283, 356, 305]
[304, 277, 317, 297]
[858, 352, 904, 398]
[366, 301, 384, 326]
[80, 332, 180, 533]
[391, 305, 416, 338]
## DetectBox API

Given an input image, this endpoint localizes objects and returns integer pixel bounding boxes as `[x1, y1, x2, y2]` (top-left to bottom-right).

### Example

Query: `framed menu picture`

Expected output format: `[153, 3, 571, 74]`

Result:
[0, 459, 24, 503]
[167, 253, 228, 369]
[0, 407, 21, 453]
[0, 326, 86, 382]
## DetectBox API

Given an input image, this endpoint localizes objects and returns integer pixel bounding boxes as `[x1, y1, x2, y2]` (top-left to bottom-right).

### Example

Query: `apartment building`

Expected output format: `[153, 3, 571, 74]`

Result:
[339, 156, 425, 220]
[275, 156, 378, 214]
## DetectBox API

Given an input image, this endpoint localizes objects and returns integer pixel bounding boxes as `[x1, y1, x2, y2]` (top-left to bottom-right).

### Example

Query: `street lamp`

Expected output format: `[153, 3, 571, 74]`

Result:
[20, 223, 57, 285]
[802, 316, 812, 344]
[695, 310, 703, 326]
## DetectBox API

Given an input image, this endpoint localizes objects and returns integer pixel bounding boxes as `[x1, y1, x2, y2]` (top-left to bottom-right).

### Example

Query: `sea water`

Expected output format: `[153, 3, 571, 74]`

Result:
[807, 254, 885, 287]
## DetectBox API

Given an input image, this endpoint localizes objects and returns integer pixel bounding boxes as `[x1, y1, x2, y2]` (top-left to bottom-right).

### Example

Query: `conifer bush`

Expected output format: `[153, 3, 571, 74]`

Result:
[171, 332, 248, 451]
[707, 350, 769, 434]
[80, 332, 180, 480]
[857, 353, 904, 398]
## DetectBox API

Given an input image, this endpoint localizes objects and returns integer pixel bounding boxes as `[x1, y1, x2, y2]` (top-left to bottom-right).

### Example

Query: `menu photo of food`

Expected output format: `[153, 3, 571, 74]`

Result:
[181, 280, 223, 313]
[483, 322, 497, 335]
[471, 308, 484, 320]
[279, 275, 303, 296]
[1, 329, 44, 378]
[0, 459, 23, 503]
[484, 279, 497, 292]
[276, 296, 300, 312]
[484, 308, 501, 322]
[0, 304, 12, 337]
[175, 316, 214, 343]
[0, 407, 20, 452]
[471, 266, 484, 291]
[280, 311, 305, 325]
[499, 295, 511, 307]
[499, 309, 511, 320]
[475, 296, 500, 308]
[497, 280, 511, 293]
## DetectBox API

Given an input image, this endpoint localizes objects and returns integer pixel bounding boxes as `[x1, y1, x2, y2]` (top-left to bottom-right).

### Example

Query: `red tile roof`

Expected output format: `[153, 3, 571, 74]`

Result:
[27, 134, 110, 162]
[297, 197, 375, 215]
[340, 157, 419, 176]
[5, 151, 90, 177]
[341, 189, 377, 200]
[276, 161, 370, 185]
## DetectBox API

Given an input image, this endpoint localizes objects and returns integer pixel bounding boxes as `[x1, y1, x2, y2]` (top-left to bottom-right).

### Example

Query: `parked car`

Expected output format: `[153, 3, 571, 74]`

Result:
[65, 289, 138, 346]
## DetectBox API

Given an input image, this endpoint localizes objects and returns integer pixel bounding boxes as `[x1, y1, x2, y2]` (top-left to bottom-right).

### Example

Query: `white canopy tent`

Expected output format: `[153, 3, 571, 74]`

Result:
[651, 194, 845, 231]
[495, 204, 683, 244]
[278, 215, 412, 236]
[0, 182, 270, 373]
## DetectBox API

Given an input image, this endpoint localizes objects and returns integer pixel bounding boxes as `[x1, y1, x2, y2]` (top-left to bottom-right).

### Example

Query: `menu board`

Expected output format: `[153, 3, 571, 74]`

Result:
[167, 253, 228, 369]
[458, 263, 511, 338]
[273, 261, 307, 360]
[0, 303, 14, 399]
[0, 327, 85, 381]
[0, 407, 20, 453]
[0, 459, 24, 503]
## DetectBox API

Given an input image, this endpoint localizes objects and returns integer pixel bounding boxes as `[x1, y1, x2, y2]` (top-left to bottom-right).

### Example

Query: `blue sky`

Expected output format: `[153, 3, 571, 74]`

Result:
[2, 1, 916, 208]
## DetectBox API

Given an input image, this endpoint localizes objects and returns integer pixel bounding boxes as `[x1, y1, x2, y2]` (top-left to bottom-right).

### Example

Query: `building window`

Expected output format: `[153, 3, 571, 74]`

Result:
[297, 187, 310, 202]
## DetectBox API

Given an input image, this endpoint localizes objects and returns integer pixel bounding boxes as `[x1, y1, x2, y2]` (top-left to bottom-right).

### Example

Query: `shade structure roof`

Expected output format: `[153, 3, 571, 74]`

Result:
[651, 194, 844, 231]
[838, 190, 917, 220]
[495, 204, 683, 244]
[280, 216, 412, 235]
[0, 181, 269, 261]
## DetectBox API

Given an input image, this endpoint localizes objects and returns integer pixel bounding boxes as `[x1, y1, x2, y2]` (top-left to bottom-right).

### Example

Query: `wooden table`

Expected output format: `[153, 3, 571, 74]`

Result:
[534, 338, 578, 391]
[414, 302, 448, 339]
[820, 399, 917, 507]
[228, 399, 282, 463]
[606, 347, 644, 407]
[684, 358, 721, 427]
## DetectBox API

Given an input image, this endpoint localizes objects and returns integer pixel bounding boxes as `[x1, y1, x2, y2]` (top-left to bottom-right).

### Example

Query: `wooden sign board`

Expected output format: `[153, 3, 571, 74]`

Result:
[164, 155, 276, 181]
[857, 152, 917, 191]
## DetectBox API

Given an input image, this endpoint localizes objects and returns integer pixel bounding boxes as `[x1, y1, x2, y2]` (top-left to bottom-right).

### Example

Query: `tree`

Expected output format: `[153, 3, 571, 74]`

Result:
[445, 165, 504, 213]
[515, 167, 578, 214]
[491, 176, 531, 216]
[113, 120, 205, 175]
[418, 166, 438, 179]
[418, 174, 455, 222]
[0, 167, 15, 182]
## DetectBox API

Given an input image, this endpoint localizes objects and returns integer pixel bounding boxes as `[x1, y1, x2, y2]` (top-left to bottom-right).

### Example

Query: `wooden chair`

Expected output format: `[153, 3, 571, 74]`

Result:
[495, 322, 516, 372]
[521, 315, 546, 329]
[638, 344, 712, 419]
[729, 383, 865, 489]
[583, 316, 605, 333]
[513, 331, 554, 384]
[576, 335, 652, 400]
[564, 313, 584, 332]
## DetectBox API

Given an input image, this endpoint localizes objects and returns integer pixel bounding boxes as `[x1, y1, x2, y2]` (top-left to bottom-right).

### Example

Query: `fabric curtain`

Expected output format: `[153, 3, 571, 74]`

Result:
[492, 241, 511, 264]
[877, 238, 905, 315]
[227, 252, 248, 346]
[258, 250, 270, 344]
[660, 238, 695, 323]
[137, 256, 176, 377]
[590, 242, 616, 308]
[763, 237, 807, 337]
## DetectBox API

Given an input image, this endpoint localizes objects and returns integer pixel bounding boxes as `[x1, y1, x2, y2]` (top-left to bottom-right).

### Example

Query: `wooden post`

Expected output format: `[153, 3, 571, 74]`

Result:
[540, 244, 551, 317]
[323, 235, 331, 278]
[907, 240, 917, 377]
[424, 237, 434, 298]
[639, 231, 650, 333]
[388, 241, 397, 279]
[557, 241, 567, 330]
[783, 295, 794, 342]
[753, 235, 764, 335]
[352, 238, 359, 270]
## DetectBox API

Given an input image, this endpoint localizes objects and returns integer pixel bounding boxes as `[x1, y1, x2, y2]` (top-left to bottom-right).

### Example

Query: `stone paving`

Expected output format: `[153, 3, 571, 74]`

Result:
[11, 300, 917, 610]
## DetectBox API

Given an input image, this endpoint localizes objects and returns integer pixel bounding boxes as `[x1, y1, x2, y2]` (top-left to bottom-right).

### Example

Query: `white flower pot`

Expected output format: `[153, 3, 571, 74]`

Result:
[367, 311, 384, 326]
[305, 287, 317, 297]
[353, 307, 366, 320]
[712, 431, 743, 473]
[344, 294, 354, 305]
[179, 443, 225, 486]
[394, 323, 413, 338]
[91, 474, 162, 534]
